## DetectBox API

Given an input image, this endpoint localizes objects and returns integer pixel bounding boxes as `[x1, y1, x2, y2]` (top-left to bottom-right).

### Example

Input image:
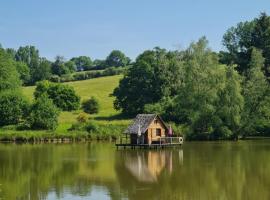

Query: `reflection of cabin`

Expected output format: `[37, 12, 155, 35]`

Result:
[125, 151, 166, 182]
[122, 150, 183, 182]
[116, 114, 183, 149]
[125, 114, 168, 145]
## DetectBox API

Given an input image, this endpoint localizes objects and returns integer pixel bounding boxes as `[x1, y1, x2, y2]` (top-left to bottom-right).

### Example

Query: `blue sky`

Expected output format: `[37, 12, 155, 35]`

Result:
[0, 0, 269, 61]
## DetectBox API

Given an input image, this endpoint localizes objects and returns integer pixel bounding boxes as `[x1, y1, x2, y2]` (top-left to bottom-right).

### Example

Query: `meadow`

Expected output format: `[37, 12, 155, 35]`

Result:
[0, 75, 131, 141]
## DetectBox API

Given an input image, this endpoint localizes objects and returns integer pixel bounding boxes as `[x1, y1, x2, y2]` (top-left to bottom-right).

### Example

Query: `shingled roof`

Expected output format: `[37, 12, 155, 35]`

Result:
[124, 114, 168, 134]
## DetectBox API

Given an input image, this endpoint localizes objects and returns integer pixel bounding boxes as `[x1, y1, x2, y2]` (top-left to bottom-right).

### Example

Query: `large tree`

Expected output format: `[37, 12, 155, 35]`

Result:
[71, 56, 93, 71]
[105, 50, 130, 67]
[52, 56, 75, 76]
[113, 47, 182, 115]
[241, 48, 270, 135]
[15, 46, 39, 83]
[172, 38, 243, 139]
[221, 12, 270, 77]
[0, 49, 21, 91]
[31, 58, 52, 82]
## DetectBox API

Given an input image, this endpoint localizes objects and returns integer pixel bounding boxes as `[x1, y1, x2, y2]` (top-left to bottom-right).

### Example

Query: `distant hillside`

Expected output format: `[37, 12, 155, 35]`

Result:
[22, 75, 131, 131]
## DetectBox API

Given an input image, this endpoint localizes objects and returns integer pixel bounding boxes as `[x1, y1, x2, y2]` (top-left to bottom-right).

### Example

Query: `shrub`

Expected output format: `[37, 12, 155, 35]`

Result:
[27, 95, 59, 130]
[49, 75, 60, 83]
[82, 97, 100, 114]
[76, 112, 88, 123]
[85, 121, 98, 133]
[34, 81, 80, 111]
[60, 74, 74, 82]
[0, 91, 29, 126]
[73, 72, 86, 81]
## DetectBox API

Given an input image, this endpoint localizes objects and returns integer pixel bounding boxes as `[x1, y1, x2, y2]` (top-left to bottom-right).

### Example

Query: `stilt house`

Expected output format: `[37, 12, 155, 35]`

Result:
[124, 114, 169, 145]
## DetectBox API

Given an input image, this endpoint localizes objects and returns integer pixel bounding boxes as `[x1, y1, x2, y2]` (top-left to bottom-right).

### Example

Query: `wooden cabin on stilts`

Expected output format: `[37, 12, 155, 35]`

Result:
[116, 114, 183, 149]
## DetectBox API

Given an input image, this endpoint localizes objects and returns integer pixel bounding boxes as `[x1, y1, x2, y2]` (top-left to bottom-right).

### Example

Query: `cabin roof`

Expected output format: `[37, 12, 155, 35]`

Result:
[124, 114, 168, 134]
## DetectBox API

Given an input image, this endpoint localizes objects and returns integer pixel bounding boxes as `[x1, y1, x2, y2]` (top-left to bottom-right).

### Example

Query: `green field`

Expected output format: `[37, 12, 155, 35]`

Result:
[22, 75, 131, 132]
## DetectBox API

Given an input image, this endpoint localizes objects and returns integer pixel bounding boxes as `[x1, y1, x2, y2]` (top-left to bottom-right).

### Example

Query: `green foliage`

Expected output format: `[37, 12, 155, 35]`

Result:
[27, 95, 59, 130]
[14, 61, 30, 84]
[241, 48, 270, 135]
[76, 112, 88, 123]
[34, 81, 80, 111]
[172, 38, 243, 139]
[15, 46, 41, 84]
[0, 49, 21, 91]
[31, 59, 52, 83]
[71, 56, 93, 70]
[82, 97, 100, 114]
[51, 56, 75, 76]
[0, 91, 29, 126]
[85, 121, 99, 133]
[222, 12, 270, 78]
[105, 50, 130, 67]
[113, 47, 182, 115]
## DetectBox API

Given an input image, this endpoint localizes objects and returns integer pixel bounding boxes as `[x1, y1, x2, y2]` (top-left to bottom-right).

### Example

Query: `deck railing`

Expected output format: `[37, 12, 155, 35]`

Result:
[158, 136, 183, 145]
[117, 135, 183, 145]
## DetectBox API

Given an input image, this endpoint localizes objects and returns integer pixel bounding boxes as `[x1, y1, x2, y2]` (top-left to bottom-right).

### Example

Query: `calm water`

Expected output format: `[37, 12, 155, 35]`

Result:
[0, 141, 270, 200]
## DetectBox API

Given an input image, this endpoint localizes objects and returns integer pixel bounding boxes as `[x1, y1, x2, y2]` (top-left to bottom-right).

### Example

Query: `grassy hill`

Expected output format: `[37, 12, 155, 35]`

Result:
[22, 75, 131, 132]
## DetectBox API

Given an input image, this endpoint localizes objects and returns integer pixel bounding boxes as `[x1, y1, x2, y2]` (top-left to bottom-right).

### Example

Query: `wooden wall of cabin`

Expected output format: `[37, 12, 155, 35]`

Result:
[146, 119, 166, 144]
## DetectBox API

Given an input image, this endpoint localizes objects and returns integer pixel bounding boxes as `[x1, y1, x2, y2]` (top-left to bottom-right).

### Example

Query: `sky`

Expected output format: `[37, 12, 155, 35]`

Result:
[0, 0, 269, 61]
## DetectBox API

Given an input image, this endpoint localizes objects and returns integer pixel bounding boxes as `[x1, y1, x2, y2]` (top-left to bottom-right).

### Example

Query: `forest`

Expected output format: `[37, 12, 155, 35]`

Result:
[1, 12, 270, 140]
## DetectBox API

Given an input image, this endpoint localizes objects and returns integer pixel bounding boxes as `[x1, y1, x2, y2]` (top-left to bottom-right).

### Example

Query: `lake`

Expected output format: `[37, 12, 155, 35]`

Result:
[0, 140, 270, 200]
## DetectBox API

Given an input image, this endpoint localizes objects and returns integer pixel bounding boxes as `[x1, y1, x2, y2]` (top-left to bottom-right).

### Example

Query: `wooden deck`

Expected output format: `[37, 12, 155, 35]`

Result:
[115, 136, 183, 149]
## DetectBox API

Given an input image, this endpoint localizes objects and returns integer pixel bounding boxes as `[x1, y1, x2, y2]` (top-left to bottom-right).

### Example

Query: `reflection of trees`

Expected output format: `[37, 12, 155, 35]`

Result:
[0, 143, 121, 200]
[0, 141, 270, 200]
[115, 142, 270, 200]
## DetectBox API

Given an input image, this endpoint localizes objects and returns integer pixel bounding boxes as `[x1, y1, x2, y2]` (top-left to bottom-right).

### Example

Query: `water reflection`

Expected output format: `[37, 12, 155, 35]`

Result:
[0, 141, 270, 199]
[122, 150, 183, 182]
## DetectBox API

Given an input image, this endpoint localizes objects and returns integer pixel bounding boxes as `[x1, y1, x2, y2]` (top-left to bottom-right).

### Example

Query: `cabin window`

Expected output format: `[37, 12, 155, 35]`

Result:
[156, 128, 161, 136]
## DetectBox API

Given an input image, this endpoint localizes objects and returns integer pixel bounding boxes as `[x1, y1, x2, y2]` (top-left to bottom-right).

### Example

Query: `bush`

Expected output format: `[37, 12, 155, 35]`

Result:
[73, 72, 86, 81]
[60, 74, 74, 82]
[34, 81, 80, 111]
[76, 112, 88, 123]
[27, 95, 59, 130]
[0, 91, 29, 126]
[49, 75, 60, 83]
[82, 97, 100, 114]
[85, 121, 98, 133]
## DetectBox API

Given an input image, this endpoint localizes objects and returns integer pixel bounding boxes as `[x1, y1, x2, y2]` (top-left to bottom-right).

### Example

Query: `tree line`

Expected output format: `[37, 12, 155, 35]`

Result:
[0, 45, 131, 85]
[113, 12, 270, 139]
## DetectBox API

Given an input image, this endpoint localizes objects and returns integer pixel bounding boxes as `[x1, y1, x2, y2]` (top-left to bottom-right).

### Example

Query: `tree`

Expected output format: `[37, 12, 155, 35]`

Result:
[0, 49, 21, 91]
[5, 48, 16, 60]
[0, 91, 29, 126]
[27, 94, 59, 130]
[34, 81, 80, 111]
[82, 97, 100, 114]
[92, 59, 106, 70]
[14, 61, 30, 85]
[241, 48, 270, 135]
[222, 12, 270, 77]
[213, 66, 244, 139]
[65, 60, 76, 73]
[52, 56, 74, 76]
[31, 58, 52, 83]
[171, 38, 243, 139]
[105, 50, 130, 67]
[71, 56, 93, 71]
[15, 46, 40, 83]
[113, 47, 182, 115]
